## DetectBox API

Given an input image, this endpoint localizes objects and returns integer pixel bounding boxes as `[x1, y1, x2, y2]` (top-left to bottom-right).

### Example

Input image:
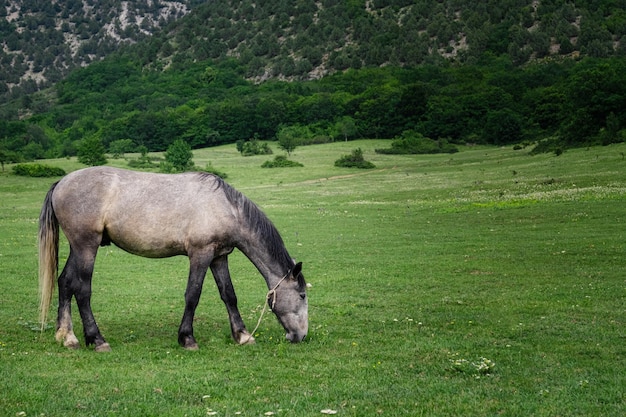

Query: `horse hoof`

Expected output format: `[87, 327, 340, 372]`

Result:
[62, 334, 80, 349]
[238, 333, 256, 345]
[180, 335, 199, 350]
[95, 343, 111, 352]
[57, 329, 80, 349]
[64, 339, 80, 349]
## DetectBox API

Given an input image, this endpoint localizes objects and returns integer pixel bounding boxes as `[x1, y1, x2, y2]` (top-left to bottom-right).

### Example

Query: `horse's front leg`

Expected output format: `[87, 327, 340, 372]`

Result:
[178, 254, 211, 350]
[210, 256, 255, 345]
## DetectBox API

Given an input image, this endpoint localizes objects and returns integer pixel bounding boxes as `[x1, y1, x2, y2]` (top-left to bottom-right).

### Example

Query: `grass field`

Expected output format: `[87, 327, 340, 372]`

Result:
[0, 140, 624, 416]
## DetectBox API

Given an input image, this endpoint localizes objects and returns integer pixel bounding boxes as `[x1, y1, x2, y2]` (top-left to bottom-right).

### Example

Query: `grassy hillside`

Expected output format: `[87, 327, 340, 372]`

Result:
[1, 141, 624, 416]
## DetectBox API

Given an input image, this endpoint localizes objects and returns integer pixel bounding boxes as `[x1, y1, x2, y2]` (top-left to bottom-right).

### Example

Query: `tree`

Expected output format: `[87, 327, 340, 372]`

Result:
[601, 112, 622, 145]
[0, 148, 20, 171]
[560, 60, 626, 146]
[276, 125, 302, 156]
[483, 109, 523, 145]
[109, 139, 135, 158]
[356, 83, 403, 138]
[163, 139, 194, 172]
[77, 136, 107, 166]
[334, 116, 358, 141]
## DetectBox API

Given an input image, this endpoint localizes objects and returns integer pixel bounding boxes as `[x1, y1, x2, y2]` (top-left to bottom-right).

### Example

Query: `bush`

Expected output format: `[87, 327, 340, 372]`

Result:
[12, 164, 66, 177]
[529, 136, 564, 155]
[334, 148, 376, 169]
[127, 155, 158, 169]
[127, 146, 159, 169]
[376, 130, 458, 154]
[163, 139, 194, 172]
[261, 155, 304, 168]
[237, 140, 273, 156]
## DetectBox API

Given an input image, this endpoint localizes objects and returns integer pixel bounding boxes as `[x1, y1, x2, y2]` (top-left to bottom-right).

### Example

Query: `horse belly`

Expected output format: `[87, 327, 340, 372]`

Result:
[106, 221, 187, 258]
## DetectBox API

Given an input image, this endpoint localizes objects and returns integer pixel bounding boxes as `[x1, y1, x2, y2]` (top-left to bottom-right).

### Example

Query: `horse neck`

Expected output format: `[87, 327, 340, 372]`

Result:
[226, 186, 293, 288]
[237, 233, 292, 289]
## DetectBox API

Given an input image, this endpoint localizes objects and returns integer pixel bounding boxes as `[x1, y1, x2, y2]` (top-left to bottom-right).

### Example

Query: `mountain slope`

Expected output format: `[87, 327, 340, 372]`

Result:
[101, 0, 626, 81]
[2, 0, 626, 105]
[1, 0, 198, 101]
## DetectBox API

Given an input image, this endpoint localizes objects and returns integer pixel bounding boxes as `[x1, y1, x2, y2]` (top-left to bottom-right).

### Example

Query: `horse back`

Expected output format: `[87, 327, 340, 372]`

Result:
[52, 167, 238, 258]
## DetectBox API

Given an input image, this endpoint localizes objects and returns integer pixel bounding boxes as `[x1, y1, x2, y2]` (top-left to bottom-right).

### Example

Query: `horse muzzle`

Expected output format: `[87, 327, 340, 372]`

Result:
[286, 330, 307, 343]
[276, 304, 308, 343]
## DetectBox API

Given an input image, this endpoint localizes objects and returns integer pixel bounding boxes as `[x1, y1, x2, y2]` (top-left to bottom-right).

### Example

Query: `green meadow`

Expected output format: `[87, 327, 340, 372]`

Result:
[0, 140, 624, 416]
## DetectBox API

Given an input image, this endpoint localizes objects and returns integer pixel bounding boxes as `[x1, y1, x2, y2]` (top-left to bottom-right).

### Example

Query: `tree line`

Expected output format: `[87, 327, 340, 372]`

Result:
[1, 54, 625, 166]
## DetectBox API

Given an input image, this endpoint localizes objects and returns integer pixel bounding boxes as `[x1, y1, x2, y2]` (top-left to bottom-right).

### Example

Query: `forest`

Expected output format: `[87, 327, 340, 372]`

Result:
[1, 0, 626, 164]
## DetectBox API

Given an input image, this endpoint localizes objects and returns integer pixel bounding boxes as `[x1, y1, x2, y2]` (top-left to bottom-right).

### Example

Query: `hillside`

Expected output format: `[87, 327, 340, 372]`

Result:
[1, 0, 200, 102]
[1, 0, 625, 165]
[2, 0, 626, 103]
[145, 0, 626, 81]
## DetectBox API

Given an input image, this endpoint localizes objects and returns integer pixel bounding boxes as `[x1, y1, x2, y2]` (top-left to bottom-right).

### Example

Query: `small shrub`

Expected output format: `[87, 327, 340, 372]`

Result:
[127, 155, 159, 169]
[334, 148, 376, 169]
[530, 137, 566, 156]
[261, 155, 303, 168]
[127, 146, 159, 169]
[159, 161, 176, 173]
[513, 141, 537, 151]
[237, 140, 273, 156]
[376, 130, 458, 154]
[12, 164, 66, 177]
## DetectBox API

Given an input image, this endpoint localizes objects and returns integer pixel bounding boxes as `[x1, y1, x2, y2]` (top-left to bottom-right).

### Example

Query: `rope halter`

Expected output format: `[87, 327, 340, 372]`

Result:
[249, 268, 291, 339]
[267, 270, 290, 311]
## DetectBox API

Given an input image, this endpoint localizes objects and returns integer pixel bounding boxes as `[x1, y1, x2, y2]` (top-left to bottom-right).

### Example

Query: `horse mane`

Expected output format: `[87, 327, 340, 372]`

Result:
[197, 173, 293, 268]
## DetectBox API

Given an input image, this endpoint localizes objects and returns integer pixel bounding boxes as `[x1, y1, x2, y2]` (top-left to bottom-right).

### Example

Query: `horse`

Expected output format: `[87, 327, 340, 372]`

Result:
[38, 166, 308, 351]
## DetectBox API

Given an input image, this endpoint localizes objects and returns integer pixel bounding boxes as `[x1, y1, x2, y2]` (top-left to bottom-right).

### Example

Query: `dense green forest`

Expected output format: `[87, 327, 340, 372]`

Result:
[1, 0, 626, 164]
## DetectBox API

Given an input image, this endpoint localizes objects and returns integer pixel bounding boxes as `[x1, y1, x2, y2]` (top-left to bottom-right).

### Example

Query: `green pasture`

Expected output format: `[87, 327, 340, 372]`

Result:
[1, 140, 624, 416]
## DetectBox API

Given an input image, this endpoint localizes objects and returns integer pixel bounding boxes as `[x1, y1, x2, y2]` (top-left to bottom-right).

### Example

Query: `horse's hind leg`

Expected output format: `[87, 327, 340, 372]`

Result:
[56, 263, 80, 349]
[57, 246, 111, 352]
[210, 256, 254, 345]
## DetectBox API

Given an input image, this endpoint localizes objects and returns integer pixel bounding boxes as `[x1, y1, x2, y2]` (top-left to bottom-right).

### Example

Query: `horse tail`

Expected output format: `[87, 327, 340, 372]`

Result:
[38, 182, 59, 329]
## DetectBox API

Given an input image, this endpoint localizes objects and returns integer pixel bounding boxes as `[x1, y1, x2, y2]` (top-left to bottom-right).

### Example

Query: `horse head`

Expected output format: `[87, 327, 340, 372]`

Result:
[269, 262, 308, 343]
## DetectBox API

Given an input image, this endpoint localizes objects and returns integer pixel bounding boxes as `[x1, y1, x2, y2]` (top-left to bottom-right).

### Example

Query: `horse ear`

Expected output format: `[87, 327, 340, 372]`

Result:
[292, 262, 303, 278]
